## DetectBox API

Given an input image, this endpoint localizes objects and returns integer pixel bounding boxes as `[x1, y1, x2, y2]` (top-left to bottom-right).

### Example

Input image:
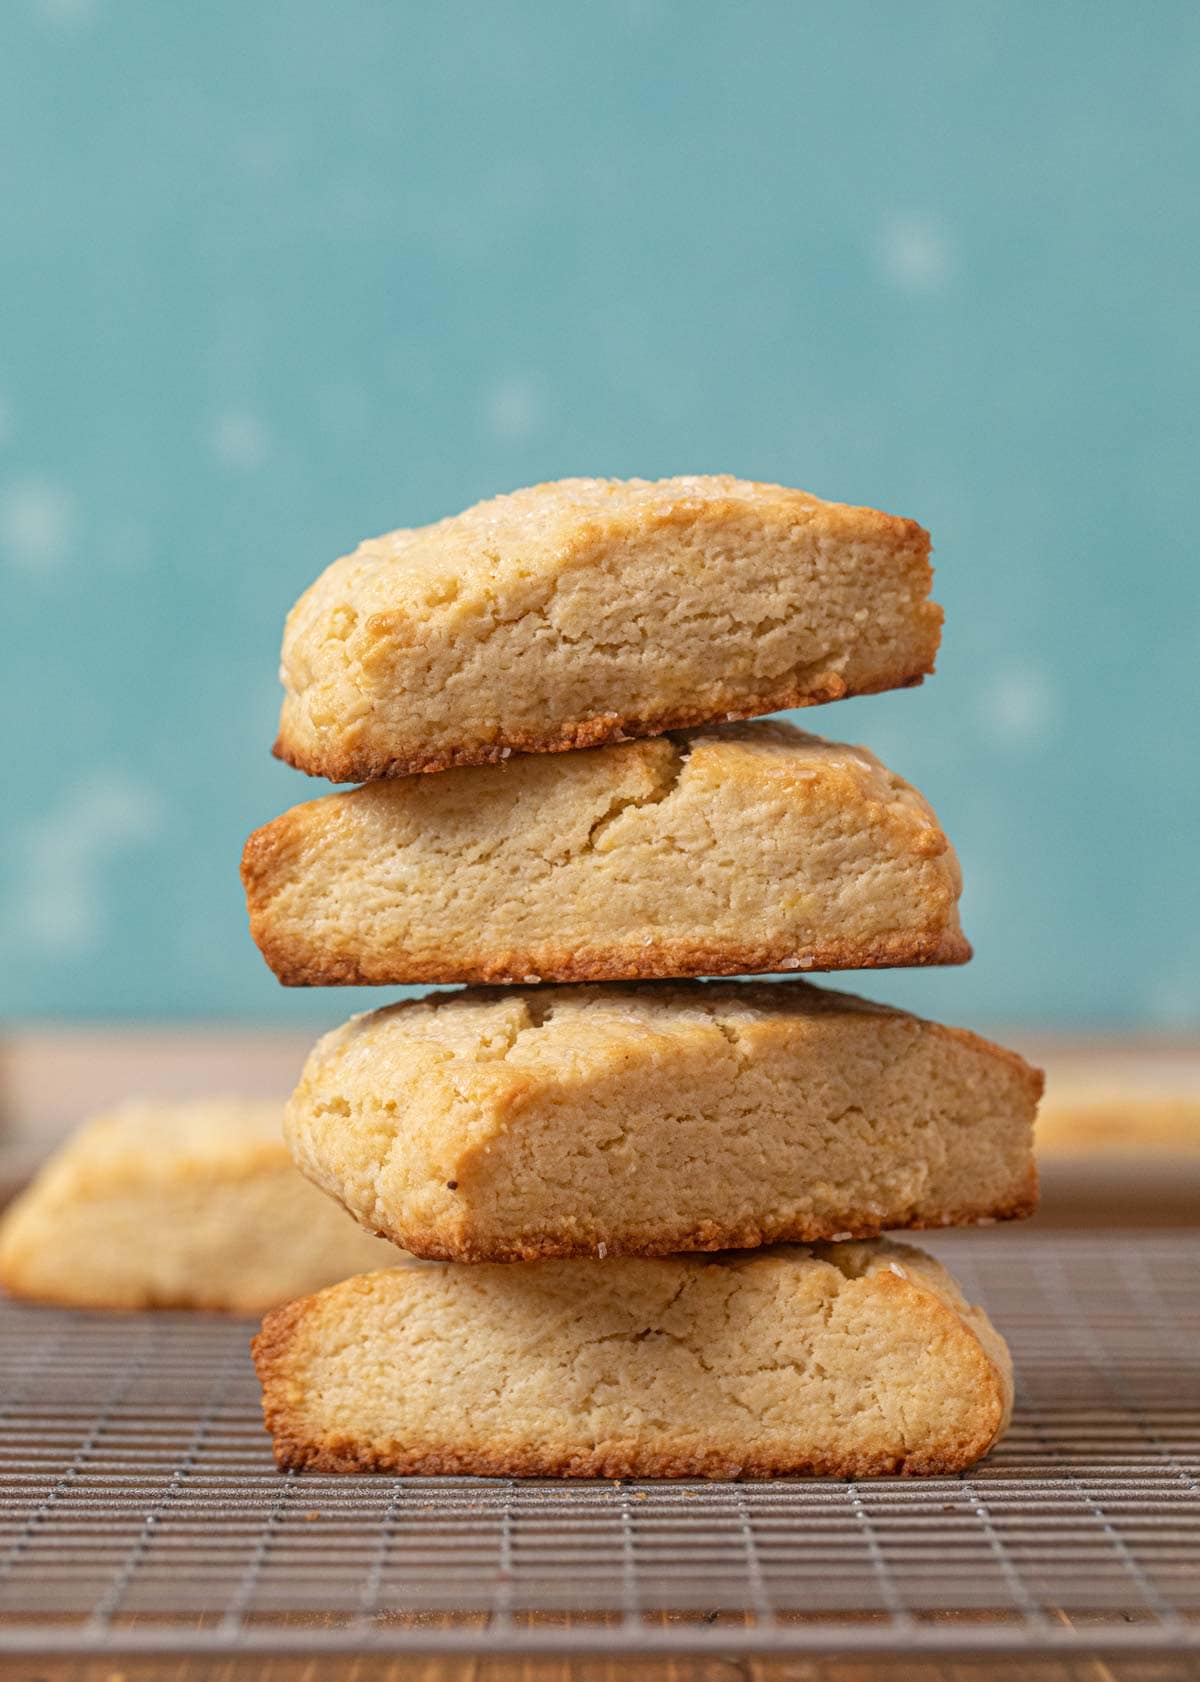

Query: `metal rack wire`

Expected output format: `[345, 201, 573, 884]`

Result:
[0, 1231, 1197, 1658]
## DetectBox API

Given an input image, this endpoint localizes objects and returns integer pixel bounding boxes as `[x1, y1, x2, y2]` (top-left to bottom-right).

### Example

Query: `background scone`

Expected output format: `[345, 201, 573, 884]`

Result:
[244, 721, 970, 985]
[1036, 1077, 1200, 1155]
[274, 476, 941, 781]
[0, 1099, 399, 1313]
[253, 1239, 1013, 1478]
[284, 980, 1040, 1261]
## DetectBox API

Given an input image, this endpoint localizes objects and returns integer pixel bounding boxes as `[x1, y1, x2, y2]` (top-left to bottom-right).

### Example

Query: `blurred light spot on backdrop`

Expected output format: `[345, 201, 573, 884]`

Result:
[33, 0, 102, 33]
[209, 412, 273, 473]
[7, 773, 165, 957]
[483, 376, 547, 446]
[1, 477, 77, 572]
[981, 665, 1058, 751]
[877, 213, 958, 296]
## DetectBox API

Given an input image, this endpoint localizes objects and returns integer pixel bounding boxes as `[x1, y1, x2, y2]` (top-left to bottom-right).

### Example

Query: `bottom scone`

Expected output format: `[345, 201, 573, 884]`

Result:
[253, 1239, 1012, 1478]
[0, 1099, 400, 1313]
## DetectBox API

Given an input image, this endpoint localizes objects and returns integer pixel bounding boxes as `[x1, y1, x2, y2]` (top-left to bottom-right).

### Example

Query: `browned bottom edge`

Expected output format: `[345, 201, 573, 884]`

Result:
[256, 927, 973, 987]
[273, 665, 929, 782]
[369, 1176, 1038, 1264]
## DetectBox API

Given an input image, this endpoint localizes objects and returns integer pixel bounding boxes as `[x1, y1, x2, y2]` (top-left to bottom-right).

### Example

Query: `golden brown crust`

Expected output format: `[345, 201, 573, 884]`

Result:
[251, 1289, 310, 1377]
[0, 1098, 401, 1314]
[282, 981, 1038, 1268]
[1035, 1083, 1200, 1155]
[249, 719, 969, 985]
[275, 476, 940, 782]
[370, 1170, 1038, 1263]
[0, 1275, 241, 1315]
[263, 1435, 993, 1479]
[936, 1023, 1047, 1103]
[251, 924, 973, 987]
[252, 1247, 1010, 1480]
[272, 666, 926, 782]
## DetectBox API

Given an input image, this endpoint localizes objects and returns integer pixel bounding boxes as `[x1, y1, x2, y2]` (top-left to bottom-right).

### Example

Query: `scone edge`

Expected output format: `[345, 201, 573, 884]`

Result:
[279, 983, 1041, 1265]
[251, 1259, 1012, 1480]
[246, 924, 974, 987]
[318, 1161, 1040, 1263]
[272, 662, 932, 783]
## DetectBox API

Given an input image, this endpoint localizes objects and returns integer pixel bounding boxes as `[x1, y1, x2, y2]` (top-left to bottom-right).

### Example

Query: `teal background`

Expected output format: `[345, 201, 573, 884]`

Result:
[2, 1, 1197, 1028]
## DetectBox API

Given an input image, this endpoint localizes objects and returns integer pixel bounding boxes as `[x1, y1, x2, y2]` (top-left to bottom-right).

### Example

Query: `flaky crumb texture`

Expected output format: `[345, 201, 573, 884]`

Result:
[282, 978, 1040, 1262]
[273, 476, 941, 780]
[245, 721, 969, 986]
[253, 1239, 1013, 1478]
[0, 1098, 399, 1313]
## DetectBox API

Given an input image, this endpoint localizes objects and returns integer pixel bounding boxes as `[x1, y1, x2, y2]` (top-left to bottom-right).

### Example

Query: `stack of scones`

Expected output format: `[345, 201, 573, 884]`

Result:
[244, 475, 1041, 1480]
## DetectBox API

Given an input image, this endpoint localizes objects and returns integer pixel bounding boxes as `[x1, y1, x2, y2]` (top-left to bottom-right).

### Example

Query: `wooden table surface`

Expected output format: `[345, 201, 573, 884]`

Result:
[0, 1650, 1190, 1682]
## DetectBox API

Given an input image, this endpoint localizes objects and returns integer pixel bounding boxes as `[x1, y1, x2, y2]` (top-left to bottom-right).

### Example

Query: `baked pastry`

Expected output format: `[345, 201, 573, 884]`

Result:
[1036, 1075, 1200, 1154]
[0, 1099, 398, 1313]
[283, 980, 1040, 1261]
[244, 721, 969, 985]
[253, 1239, 1013, 1477]
[273, 476, 941, 781]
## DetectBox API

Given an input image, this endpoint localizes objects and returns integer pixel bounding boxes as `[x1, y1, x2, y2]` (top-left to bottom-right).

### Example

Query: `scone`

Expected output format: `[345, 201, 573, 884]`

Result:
[243, 721, 970, 985]
[274, 476, 941, 781]
[253, 1239, 1012, 1478]
[283, 981, 1040, 1262]
[0, 1099, 399, 1313]
[1036, 1076, 1200, 1154]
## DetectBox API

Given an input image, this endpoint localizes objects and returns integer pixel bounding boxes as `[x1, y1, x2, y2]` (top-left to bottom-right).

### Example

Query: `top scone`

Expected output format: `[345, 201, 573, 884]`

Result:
[275, 476, 941, 781]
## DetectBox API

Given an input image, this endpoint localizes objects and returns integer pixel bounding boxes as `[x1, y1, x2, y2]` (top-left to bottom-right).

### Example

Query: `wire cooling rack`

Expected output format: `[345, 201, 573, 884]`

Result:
[0, 1230, 1196, 1660]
